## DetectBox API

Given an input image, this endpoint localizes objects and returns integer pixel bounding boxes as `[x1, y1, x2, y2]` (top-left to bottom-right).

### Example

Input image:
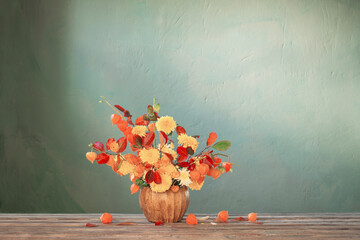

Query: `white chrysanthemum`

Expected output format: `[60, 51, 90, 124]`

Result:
[175, 168, 192, 187]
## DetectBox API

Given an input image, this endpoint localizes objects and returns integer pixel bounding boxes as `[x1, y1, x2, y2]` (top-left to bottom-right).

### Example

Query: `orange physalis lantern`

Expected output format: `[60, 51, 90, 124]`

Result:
[248, 212, 257, 222]
[86, 152, 97, 163]
[217, 211, 228, 222]
[100, 213, 113, 224]
[130, 184, 140, 194]
[186, 214, 198, 225]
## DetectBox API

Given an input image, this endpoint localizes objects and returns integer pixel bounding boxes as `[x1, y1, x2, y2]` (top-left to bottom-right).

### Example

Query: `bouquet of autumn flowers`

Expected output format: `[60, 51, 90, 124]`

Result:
[86, 97, 232, 194]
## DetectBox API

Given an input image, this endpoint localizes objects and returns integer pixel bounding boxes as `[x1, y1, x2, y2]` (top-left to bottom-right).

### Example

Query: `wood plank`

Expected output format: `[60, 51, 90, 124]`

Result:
[0, 213, 359, 239]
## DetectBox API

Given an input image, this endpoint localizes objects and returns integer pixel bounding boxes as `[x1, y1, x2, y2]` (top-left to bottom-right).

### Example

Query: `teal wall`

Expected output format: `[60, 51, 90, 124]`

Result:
[1, 0, 359, 213]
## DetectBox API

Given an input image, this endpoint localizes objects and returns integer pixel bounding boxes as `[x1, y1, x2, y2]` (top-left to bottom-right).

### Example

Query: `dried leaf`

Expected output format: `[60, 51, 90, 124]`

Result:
[93, 141, 105, 152]
[114, 105, 125, 112]
[206, 132, 217, 146]
[153, 171, 162, 184]
[176, 126, 186, 135]
[135, 115, 149, 126]
[134, 135, 143, 148]
[124, 110, 131, 117]
[163, 152, 174, 161]
[200, 155, 213, 167]
[124, 153, 141, 165]
[117, 137, 127, 153]
[117, 120, 128, 133]
[106, 138, 115, 151]
[177, 154, 187, 163]
[177, 146, 188, 157]
[127, 116, 134, 126]
[159, 131, 168, 145]
[143, 132, 155, 148]
[197, 216, 210, 221]
[117, 222, 136, 226]
[145, 170, 154, 184]
[231, 217, 247, 221]
[177, 162, 190, 168]
[155, 221, 163, 226]
[96, 153, 110, 164]
[86, 223, 97, 227]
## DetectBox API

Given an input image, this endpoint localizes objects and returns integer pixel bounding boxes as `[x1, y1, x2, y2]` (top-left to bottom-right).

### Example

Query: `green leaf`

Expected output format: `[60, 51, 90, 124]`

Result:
[153, 98, 160, 112]
[230, 168, 233, 173]
[212, 140, 231, 151]
[135, 179, 144, 186]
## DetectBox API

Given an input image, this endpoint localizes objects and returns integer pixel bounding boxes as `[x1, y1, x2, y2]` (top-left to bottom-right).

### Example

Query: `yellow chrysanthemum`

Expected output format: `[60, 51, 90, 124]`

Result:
[189, 180, 204, 190]
[139, 148, 160, 165]
[118, 161, 135, 175]
[158, 164, 177, 176]
[131, 126, 147, 137]
[150, 173, 172, 193]
[159, 144, 178, 160]
[175, 168, 192, 187]
[155, 116, 176, 134]
[177, 134, 199, 152]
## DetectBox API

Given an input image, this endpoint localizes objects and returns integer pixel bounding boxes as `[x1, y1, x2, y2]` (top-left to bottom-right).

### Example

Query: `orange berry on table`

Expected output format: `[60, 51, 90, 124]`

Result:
[100, 213, 113, 224]
[248, 212, 257, 222]
[217, 211, 228, 222]
[130, 184, 140, 194]
[186, 214, 198, 225]
[170, 185, 179, 193]
[111, 114, 121, 125]
[86, 152, 97, 163]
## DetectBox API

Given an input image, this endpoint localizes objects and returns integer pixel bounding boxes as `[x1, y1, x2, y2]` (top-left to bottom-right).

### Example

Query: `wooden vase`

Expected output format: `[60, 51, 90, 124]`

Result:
[139, 186, 190, 223]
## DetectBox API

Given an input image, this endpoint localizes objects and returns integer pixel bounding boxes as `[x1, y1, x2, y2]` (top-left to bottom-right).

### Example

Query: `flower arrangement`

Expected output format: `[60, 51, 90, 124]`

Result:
[86, 97, 232, 194]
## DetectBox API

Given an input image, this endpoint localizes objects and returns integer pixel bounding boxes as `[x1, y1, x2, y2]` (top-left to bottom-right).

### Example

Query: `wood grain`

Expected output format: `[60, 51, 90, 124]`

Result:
[0, 213, 359, 239]
[139, 186, 189, 223]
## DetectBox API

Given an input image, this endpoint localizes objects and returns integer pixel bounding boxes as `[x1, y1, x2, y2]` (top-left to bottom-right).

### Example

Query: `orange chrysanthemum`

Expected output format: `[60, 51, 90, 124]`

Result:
[155, 116, 176, 134]
[139, 148, 160, 165]
[177, 134, 199, 151]
[118, 161, 135, 175]
[131, 126, 147, 137]
[150, 173, 172, 193]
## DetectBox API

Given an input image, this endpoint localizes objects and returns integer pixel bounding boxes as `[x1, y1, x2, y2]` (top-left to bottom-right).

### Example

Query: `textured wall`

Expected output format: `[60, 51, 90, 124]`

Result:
[1, 0, 360, 213]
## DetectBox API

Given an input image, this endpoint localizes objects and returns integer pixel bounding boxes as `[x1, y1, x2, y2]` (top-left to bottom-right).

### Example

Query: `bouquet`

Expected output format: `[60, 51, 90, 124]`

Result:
[86, 97, 232, 194]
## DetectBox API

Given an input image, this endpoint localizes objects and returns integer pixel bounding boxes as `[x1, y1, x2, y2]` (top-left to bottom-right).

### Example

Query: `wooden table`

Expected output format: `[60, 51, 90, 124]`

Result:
[0, 213, 359, 239]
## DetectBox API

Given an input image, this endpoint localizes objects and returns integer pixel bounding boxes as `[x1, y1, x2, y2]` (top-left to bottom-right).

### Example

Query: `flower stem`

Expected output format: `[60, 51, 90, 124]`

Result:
[99, 96, 124, 119]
